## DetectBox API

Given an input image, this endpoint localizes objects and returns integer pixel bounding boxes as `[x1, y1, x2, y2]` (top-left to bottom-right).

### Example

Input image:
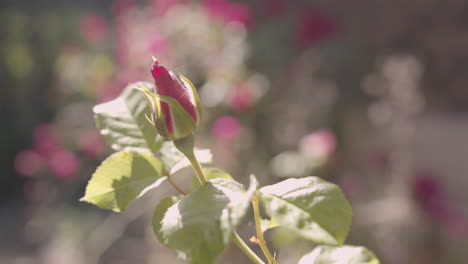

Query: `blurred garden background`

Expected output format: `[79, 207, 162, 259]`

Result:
[1, 0, 468, 263]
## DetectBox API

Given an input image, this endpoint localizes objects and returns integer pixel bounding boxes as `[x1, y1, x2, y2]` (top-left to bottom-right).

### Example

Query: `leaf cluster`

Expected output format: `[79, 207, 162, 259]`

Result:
[82, 83, 379, 264]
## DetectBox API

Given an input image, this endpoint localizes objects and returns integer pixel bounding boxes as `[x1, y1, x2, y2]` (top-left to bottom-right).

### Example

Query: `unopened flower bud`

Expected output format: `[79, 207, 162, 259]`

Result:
[138, 58, 202, 140]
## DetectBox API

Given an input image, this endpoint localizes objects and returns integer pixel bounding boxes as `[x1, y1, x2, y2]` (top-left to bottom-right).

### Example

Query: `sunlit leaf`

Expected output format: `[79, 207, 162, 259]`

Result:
[259, 177, 352, 245]
[81, 151, 165, 212]
[153, 176, 258, 264]
[298, 245, 380, 264]
[93, 82, 163, 153]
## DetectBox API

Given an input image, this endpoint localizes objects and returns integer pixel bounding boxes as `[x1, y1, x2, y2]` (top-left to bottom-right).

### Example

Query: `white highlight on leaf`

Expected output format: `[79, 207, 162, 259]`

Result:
[298, 245, 380, 264]
[169, 149, 213, 175]
[137, 176, 168, 198]
[93, 98, 125, 116]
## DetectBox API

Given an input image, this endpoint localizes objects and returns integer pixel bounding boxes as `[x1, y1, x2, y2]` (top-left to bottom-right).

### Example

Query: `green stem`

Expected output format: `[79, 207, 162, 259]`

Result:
[186, 151, 207, 185]
[233, 232, 266, 264]
[173, 135, 207, 184]
[175, 135, 264, 264]
[252, 192, 278, 264]
[165, 170, 263, 264]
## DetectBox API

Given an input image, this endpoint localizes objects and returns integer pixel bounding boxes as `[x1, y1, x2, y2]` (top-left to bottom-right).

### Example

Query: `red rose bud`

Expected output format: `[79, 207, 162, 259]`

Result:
[139, 58, 202, 140]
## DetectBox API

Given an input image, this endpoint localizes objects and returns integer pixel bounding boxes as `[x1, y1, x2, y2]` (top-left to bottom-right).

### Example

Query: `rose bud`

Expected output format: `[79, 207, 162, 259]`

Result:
[137, 58, 202, 140]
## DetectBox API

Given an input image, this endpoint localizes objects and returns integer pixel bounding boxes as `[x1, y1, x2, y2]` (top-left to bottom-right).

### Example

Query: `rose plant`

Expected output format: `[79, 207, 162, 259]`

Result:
[81, 59, 380, 264]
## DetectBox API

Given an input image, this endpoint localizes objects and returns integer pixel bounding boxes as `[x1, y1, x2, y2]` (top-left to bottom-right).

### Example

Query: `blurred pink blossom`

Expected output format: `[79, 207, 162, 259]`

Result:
[79, 14, 107, 43]
[147, 35, 168, 55]
[15, 150, 44, 177]
[412, 172, 443, 206]
[150, 0, 181, 15]
[98, 69, 143, 103]
[113, 0, 136, 17]
[47, 150, 80, 181]
[115, 25, 129, 65]
[228, 82, 254, 111]
[443, 214, 468, 237]
[299, 129, 336, 160]
[339, 173, 364, 198]
[412, 172, 449, 221]
[369, 147, 391, 170]
[203, 0, 253, 28]
[33, 124, 61, 157]
[412, 171, 468, 237]
[118, 69, 147, 87]
[97, 81, 121, 102]
[296, 9, 337, 48]
[114, 12, 168, 67]
[211, 115, 241, 141]
[79, 130, 106, 158]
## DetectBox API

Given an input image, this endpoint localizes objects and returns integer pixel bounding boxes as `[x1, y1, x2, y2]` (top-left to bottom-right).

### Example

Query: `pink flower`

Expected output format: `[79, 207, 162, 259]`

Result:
[411, 171, 468, 237]
[33, 124, 61, 157]
[411, 172, 462, 228]
[228, 82, 254, 112]
[79, 129, 106, 158]
[296, 10, 337, 48]
[339, 173, 364, 198]
[299, 129, 336, 160]
[79, 14, 107, 43]
[146, 35, 168, 57]
[369, 147, 390, 170]
[112, 0, 136, 17]
[443, 215, 468, 237]
[47, 150, 80, 181]
[203, 0, 254, 28]
[412, 173, 443, 205]
[15, 150, 44, 176]
[211, 115, 241, 141]
[150, 0, 181, 15]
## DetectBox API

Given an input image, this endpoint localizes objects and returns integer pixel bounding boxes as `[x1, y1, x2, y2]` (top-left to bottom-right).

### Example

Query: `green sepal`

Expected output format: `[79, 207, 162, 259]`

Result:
[179, 73, 202, 125]
[136, 85, 197, 140]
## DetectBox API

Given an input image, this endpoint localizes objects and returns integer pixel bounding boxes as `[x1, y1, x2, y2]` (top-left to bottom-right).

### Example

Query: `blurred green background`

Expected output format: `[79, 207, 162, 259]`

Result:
[1, 0, 468, 263]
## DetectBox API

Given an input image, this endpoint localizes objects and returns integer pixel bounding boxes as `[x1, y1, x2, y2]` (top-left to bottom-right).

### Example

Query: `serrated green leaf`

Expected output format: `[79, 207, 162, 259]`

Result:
[93, 82, 163, 153]
[191, 168, 234, 190]
[153, 195, 183, 234]
[259, 177, 352, 246]
[298, 245, 380, 264]
[81, 151, 165, 212]
[271, 226, 300, 248]
[153, 176, 258, 264]
[158, 141, 212, 174]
